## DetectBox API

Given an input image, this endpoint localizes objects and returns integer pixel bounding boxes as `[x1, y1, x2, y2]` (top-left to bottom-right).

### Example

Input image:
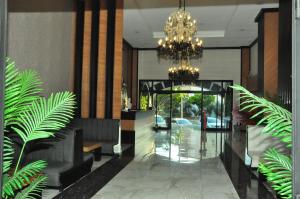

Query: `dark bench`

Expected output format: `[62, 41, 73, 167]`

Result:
[26, 128, 93, 190]
[69, 118, 120, 155]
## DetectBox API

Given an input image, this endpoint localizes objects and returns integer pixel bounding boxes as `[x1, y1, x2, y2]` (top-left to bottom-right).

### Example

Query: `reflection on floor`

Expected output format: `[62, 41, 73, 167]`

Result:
[92, 127, 239, 199]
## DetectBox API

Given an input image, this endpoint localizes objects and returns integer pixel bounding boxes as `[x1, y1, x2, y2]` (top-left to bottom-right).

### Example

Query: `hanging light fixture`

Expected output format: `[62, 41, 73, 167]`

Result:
[168, 59, 199, 82]
[157, 0, 203, 60]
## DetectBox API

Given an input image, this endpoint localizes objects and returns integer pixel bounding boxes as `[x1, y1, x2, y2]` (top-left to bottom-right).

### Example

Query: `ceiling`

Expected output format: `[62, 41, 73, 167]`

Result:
[124, 0, 278, 48]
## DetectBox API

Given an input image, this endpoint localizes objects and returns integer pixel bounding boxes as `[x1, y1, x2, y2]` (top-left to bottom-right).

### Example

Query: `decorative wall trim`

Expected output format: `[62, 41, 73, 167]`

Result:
[255, 8, 279, 22]
[105, 0, 116, 119]
[249, 38, 258, 48]
[89, 0, 100, 118]
[278, 0, 292, 110]
[257, 13, 265, 96]
[74, 0, 84, 117]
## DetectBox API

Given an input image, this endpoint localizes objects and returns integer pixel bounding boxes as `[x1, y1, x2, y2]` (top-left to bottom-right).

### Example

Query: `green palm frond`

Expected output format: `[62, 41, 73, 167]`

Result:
[231, 84, 292, 147]
[3, 136, 14, 173]
[2, 59, 77, 198]
[258, 149, 292, 199]
[2, 160, 47, 198]
[4, 58, 21, 127]
[15, 70, 42, 112]
[4, 62, 42, 127]
[11, 92, 76, 143]
[15, 175, 47, 199]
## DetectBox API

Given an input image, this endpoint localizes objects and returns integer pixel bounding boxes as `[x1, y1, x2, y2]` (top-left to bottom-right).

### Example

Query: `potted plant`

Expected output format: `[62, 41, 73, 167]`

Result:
[232, 84, 292, 199]
[2, 58, 76, 198]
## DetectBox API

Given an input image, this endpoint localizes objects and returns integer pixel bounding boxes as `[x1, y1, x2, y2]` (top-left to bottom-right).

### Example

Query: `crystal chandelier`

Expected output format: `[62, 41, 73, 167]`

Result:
[157, 0, 203, 60]
[168, 59, 199, 82]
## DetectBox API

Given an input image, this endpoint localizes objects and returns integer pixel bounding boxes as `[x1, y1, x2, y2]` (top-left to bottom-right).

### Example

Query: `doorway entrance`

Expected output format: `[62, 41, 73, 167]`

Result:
[139, 80, 233, 132]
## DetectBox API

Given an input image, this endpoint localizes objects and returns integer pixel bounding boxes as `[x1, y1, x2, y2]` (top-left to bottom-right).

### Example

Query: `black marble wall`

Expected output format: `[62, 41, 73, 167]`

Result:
[278, 0, 292, 111]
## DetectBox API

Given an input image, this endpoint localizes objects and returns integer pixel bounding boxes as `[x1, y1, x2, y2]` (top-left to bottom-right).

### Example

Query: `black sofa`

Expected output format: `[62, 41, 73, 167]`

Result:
[26, 128, 93, 190]
[69, 118, 120, 155]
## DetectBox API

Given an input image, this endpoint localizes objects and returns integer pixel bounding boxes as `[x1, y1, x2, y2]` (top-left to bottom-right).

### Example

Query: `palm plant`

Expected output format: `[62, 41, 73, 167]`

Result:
[231, 84, 292, 199]
[2, 58, 76, 198]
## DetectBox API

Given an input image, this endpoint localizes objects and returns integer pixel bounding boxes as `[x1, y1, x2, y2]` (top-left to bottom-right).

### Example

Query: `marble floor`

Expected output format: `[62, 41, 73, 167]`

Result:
[92, 127, 239, 199]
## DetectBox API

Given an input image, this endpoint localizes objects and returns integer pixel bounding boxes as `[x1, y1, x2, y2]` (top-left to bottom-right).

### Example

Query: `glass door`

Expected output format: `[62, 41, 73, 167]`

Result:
[203, 94, 220, 130]
[170, 92, 201, 161]
[154, 93, 171, 130]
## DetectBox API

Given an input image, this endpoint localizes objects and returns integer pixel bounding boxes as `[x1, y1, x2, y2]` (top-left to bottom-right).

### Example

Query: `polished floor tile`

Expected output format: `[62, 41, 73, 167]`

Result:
[92, 128, 239, 199]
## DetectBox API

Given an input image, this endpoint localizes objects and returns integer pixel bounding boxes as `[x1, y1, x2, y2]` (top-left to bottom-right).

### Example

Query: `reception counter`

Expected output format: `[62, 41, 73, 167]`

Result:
[121, 110, 154, 152]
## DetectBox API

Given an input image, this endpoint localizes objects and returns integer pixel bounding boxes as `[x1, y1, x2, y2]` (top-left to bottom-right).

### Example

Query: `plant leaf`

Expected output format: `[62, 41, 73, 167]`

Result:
[2, 160, 47, 198]
[15, 175, 47, 199]
[231, 84, 292, 146]
[11, 92, 76, 143]
[258, 149, 292, 199]
[3, 136, 14, 173]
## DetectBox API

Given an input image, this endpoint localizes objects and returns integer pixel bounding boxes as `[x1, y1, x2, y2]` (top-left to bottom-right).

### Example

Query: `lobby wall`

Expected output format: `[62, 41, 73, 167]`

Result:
[138, 49, 241, 82]
[138, 49, 241, 107]
[7, 0, 75, 96]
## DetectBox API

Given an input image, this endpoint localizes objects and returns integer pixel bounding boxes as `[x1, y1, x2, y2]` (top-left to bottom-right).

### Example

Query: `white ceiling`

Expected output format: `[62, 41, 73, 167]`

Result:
[124, 0, 278, 48]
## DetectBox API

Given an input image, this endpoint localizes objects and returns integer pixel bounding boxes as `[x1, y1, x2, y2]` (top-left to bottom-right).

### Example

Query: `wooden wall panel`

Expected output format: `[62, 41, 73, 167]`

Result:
[112, 0, 123, 119]
[96, 0, 107, 119]
[241, 48, 250, 88]
[81, 3, 92, 118]
[264, 12, 279, 98]
[121, 120, 135, 131]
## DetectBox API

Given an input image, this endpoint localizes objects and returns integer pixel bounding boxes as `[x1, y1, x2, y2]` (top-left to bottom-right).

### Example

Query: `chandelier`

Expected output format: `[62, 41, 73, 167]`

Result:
[168, 59, 199, 82]
[157, 0, 203, 60]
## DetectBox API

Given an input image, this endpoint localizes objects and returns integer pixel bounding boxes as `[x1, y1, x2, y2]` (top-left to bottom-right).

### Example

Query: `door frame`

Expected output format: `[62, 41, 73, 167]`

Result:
[141, 80, 233, 131]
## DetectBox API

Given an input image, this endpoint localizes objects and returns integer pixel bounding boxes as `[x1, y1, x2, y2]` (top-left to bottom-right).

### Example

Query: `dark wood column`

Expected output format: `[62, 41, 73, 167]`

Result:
[74, 0, 84, 117]
[104, 0, 116, 119]
[255, 8, 279, 98]
[241, 47, 250, 88]
[89, 0, 100, 118]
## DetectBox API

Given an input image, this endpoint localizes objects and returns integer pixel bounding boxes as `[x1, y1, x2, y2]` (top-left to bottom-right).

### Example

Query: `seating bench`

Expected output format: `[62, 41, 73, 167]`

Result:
[69, 118, 120, 155]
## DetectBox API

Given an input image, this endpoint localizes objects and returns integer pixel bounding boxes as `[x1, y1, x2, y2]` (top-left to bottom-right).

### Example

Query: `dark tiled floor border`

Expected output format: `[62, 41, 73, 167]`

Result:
[53, 147, 134, 199]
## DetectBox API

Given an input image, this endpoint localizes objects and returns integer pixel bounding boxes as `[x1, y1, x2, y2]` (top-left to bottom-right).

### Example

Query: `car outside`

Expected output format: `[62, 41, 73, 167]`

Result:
[206, 117, 222, 128]
[171, 118, 194, 133]
[171, 118, 193, 127]
[154, 115, 167, 128]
